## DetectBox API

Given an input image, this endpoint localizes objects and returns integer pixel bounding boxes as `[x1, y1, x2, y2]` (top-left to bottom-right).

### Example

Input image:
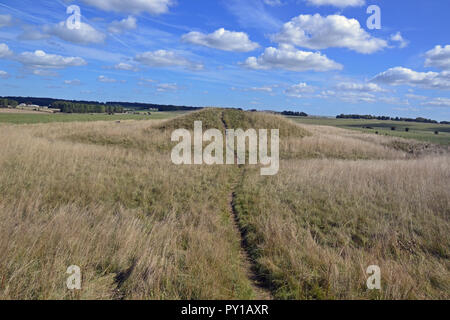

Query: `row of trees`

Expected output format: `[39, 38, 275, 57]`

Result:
[0, 99, 18, 108]
[51, 101, 124, 114]
[336, 114, 446, 124]
[281, 111, 308, 117]
[1, 96, 201, 112]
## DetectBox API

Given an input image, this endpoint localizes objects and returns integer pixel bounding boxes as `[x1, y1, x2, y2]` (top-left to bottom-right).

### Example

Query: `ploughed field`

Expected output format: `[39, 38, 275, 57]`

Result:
[0, 109, 448, 299]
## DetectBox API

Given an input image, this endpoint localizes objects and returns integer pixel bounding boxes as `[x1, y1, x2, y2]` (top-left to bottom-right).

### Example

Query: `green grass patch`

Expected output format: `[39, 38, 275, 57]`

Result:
[0, 111, 187, 124]
[289, 117, 450, 145]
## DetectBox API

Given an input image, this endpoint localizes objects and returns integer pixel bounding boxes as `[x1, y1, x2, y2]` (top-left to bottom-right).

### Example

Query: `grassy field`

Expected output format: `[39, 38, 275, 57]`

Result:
[0, 109, 448, 300]
[0, 110, 187, 124]
[288, 117, 450, 145]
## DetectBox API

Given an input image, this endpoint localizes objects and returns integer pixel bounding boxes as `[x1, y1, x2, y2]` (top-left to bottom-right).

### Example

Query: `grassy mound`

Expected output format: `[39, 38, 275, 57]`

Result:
[222, 109, 310, 138]
[157, 108, 224, 131]
[158, 108, 311, 139]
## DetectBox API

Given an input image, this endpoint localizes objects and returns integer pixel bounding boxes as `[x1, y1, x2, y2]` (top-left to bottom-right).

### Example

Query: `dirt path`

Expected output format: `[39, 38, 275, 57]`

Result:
[221, 111, 272, 300]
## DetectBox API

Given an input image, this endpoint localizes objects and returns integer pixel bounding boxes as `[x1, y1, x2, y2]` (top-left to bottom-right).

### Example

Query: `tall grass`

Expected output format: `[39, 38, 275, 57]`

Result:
[0, 109, 448, 299]
[0, 118, 254, 299]
[234, 157, 449, 299]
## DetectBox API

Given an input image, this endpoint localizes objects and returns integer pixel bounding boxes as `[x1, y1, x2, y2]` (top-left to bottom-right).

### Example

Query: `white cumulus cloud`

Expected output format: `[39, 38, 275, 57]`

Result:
[182, 28, 259, 52]
[16, 50, 87, 69]
[272, 14, 387, 54]
[425, 45, 450, 71]
[285, 82, 316, 97]
[336, 82, 387, 92]
[242, 44, 342, 72]
[45, 21, 106, 45]
[0, 43, 13, 58]
[114, 62, 139, 72]
[371, 67, 450, 90]
[390, 32, 409, 49]
[108, 16, 137, 34]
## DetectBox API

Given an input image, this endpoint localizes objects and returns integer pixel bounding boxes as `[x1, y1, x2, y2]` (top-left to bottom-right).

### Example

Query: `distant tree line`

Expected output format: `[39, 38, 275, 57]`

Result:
[336, 114, 448, 124]
[0, 96, 202, 112]
[281, 111, 308, 117]
[51, 101, 124, 114]
[0, 99, 18, 108]
[106, 101, 202, 112]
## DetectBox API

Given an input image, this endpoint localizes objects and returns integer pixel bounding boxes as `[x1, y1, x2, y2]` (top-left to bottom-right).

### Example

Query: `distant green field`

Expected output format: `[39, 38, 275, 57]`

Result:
[0, 111, 188, 124]
[288, 116, 450, 145]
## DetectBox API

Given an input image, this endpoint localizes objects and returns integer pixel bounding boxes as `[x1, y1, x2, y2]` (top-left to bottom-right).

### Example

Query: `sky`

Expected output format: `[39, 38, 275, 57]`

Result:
[0, 0, 449, 120]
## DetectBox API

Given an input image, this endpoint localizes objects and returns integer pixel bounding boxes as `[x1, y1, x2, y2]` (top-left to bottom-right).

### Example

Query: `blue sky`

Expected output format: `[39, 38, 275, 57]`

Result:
[0, 0, 449, 120]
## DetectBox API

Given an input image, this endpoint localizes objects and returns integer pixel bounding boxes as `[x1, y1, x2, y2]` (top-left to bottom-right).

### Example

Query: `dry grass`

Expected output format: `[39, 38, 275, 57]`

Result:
[0, 118, 254, 299]
[234, 157, 449, 299]
[0, 109, 448, 300]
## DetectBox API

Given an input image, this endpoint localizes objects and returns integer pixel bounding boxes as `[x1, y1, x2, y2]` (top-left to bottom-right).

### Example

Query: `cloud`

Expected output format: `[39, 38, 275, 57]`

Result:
[272, 14, 387, 54]
[304, 0, 365, 7]
[335, 81, 387, 92]
[32, 69, 58, 77]
[0, 14, 13, 28]
[285, 82, 316, 97]
[45, 21, 106, 45]
[18, 28, 50, 41]
[64, 79, 81, 85]
[248, 86, 274, 93]
[421, 97, 450, 108]
[405, 93, 427, 100]
[182, 28, 259, 52]
[378, 96, 409, 106]
[16, 50, 87, 69]
[135, 50, 203, 70]
[425, 45, 450, 71]
[371, 67, 450, 90]
[241, 44, 342, 72]
[263, 0, 283, 6]
[0, 70, 10, 79]
[319, 89, 376, 103]
[231, 86, 275, 93]
[138, 78, 157, 86]
[157, 83, 181, 92]
[98, 75, 117, 83]
[390, 32, 409, 49]
[0, 43, 13, 58]
[114, 62, 139, 72]
[79, 0, 174, 15]
[108, 16, 137, 34]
